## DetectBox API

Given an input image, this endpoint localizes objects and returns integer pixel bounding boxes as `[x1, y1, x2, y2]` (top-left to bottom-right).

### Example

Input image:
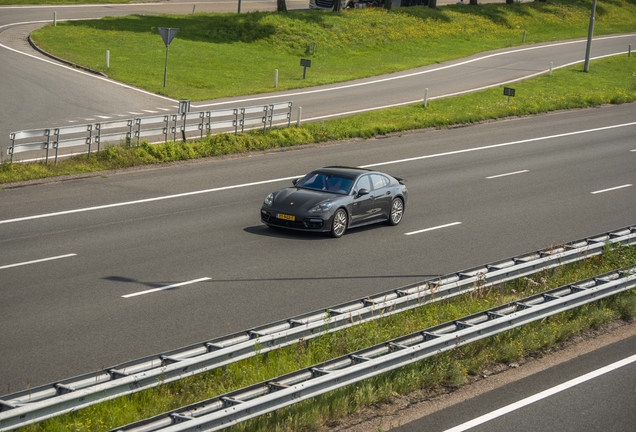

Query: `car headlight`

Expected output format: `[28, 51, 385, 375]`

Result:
[264, 193, 274, 207]
[309, 201, 333, 213]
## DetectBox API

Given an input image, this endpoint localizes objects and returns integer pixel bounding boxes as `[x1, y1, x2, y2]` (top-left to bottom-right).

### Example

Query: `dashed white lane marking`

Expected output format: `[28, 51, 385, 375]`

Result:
[141, 109, 158, 113]
[443, 353, 636, 432]
[405, 222, 462, 236]
[95, 115, 111, 119]
[591, 184, 632, 194]
[2, 122, 635, 226]
[486, 170, 529, 179]
[122, 277, 211, 298]
[0, 254, 77, 270]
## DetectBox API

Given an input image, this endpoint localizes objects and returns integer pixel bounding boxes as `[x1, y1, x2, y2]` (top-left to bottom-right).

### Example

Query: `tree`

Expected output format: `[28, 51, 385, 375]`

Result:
[333, 0, 342, 12]
[277, 0, 287, 12]
[428, 0, 437, 8]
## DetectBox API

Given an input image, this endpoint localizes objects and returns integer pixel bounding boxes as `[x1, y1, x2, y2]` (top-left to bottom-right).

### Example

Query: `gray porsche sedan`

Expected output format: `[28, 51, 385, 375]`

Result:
[260, 166, 408, 238]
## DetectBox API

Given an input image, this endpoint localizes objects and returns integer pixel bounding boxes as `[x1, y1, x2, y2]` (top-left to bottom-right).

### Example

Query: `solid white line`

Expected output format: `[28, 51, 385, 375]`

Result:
[0, 176, 302, 225]
[0, 254, 77, 270]
[122, 277, 211, 298]
[3, 121, 636, 226]
[405, 222, 462, 236]
[443, 353, 636, 432]
[191, 35, 634, 109]
[591, 184, 632, 194]
[360, 122, 636, 169]
[486, 170, 529, 179]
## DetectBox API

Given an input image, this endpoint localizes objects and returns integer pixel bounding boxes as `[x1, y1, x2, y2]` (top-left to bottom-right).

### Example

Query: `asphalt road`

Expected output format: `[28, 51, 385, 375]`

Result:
[1, 102, 635, 394]
[0, 0, 635, 411]
[391, 334, 636, 432]
[1, 1, 635, 157]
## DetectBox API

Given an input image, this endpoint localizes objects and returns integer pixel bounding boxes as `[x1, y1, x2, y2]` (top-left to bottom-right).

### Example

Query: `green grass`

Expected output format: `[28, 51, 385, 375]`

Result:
[2, 53, 635, 184]
[22, 243, 636, 431]
[29, 0, 636, 100]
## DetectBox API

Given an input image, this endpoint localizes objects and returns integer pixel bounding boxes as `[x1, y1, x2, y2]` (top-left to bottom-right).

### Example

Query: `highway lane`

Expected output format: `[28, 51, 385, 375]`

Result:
[1, 1, 635, 157]
[1, 102, 634, 392]
[391, 334, 636, 432]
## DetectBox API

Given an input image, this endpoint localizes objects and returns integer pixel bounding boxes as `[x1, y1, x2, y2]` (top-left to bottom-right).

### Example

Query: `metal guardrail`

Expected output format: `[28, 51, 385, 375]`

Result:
[6, 102, 293, 165]
[0, 225, 634, 430]
[114, 266, 636, 432]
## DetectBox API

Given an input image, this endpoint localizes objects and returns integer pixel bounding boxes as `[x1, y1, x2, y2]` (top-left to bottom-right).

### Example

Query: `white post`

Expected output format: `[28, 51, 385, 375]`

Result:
[629, 44, 632, 57]
[522, 30, 526, 42]
[274, 69, 278, 88]
[423, 88, 429, 107]
[106, 50, 110, 68]
[296, 106, 302, 127]
[549, 62, 553, 77]
[192, 5, 196, 14]
[53, 11, 56, 26]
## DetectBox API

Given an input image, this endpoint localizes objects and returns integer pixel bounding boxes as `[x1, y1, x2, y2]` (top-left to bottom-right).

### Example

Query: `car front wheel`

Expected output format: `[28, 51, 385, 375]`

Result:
[330, 209, 348, 238]
[387, 197, 404, 226]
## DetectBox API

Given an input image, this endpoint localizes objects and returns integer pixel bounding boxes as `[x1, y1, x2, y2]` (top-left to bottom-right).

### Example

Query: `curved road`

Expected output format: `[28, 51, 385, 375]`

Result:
[1, 0, 635, 156]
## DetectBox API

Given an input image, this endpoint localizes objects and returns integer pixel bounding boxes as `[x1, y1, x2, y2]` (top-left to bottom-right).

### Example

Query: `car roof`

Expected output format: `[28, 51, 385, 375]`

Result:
[313, 166, 375, 178]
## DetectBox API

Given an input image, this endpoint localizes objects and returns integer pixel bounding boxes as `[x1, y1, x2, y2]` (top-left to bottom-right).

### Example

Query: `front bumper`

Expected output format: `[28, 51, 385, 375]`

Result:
[261, 208, 330, 232]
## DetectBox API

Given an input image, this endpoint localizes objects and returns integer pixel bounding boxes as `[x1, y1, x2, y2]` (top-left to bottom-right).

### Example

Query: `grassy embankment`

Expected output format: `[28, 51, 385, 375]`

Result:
[22, 244, 636, 431]
[1, 0, 635, 183]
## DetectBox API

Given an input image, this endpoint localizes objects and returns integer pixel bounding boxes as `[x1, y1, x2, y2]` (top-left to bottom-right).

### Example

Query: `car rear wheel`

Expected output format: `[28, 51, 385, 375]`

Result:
[330, 209, 348, 238]
[387, 197, 404, 226]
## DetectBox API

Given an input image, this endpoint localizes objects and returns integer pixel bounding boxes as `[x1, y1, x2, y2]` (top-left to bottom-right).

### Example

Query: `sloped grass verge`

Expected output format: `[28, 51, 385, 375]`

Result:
[23, 243, 636, 431]
[28, 0, 636, 100]
[2, 54, 635, 185]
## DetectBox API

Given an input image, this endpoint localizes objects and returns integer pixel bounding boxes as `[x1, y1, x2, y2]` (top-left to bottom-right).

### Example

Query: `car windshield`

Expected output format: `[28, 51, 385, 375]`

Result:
[296, 172, 354, 195]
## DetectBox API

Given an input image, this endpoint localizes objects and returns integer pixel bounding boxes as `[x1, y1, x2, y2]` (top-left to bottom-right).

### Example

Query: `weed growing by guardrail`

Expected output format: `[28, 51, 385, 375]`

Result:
[23, 243, 636, 431]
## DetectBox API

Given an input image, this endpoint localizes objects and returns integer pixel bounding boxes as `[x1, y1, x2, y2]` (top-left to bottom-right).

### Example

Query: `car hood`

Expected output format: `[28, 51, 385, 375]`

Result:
[272, 188, 342, 213]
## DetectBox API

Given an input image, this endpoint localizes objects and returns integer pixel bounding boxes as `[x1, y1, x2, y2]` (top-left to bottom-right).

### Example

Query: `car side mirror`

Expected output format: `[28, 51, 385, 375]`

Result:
[292, 178, 300, 186]
[356, 188, 369, 197]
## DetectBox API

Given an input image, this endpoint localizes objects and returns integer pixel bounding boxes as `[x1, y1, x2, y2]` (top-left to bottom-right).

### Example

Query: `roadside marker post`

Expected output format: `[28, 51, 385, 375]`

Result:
[503, 87, 515, 104]
[300, 58, 311, 79]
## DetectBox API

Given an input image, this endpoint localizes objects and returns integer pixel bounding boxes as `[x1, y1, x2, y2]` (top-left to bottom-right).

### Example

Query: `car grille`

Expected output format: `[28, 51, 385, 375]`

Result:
[261, 210, 323, 230]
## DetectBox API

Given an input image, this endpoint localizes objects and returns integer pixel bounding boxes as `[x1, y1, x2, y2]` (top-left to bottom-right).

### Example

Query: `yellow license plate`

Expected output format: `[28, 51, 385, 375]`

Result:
[276, 213, 295, 221]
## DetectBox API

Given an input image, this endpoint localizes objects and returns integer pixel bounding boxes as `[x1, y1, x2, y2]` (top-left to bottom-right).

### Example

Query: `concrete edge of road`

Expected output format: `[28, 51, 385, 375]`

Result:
[27, 32, 107, 77]
[330, 318, 636, 432]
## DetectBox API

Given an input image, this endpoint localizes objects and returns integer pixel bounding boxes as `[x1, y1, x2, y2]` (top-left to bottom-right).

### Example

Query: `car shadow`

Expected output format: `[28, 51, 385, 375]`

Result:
[244, 223, 386, 239]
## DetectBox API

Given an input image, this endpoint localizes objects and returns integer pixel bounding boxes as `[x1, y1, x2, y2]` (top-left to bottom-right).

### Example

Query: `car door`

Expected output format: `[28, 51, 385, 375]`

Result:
[350, 174, 375, 226]
[369, 174, 392, 220]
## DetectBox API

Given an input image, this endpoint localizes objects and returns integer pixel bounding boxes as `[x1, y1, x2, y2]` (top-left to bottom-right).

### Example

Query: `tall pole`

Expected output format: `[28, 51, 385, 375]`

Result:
[584, 0, 597, 72]
[163, 45, 169, 88]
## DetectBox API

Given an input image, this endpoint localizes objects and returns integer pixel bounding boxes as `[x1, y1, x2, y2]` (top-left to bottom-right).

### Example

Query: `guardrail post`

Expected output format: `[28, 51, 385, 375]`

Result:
[163, 115, 170, 143]
[126, 119, 133, 147]
[9, 132, 16, 162]
[86, 124, 93, 159]
[197, 111, 204, 138]
[135, 118, 142, 145]
[53, 128, 60, 165]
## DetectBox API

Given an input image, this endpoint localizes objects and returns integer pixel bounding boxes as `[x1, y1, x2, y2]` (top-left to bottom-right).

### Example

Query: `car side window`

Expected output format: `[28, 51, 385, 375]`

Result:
[355, 175, 371, 193]
[370, 174, 389, 191]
